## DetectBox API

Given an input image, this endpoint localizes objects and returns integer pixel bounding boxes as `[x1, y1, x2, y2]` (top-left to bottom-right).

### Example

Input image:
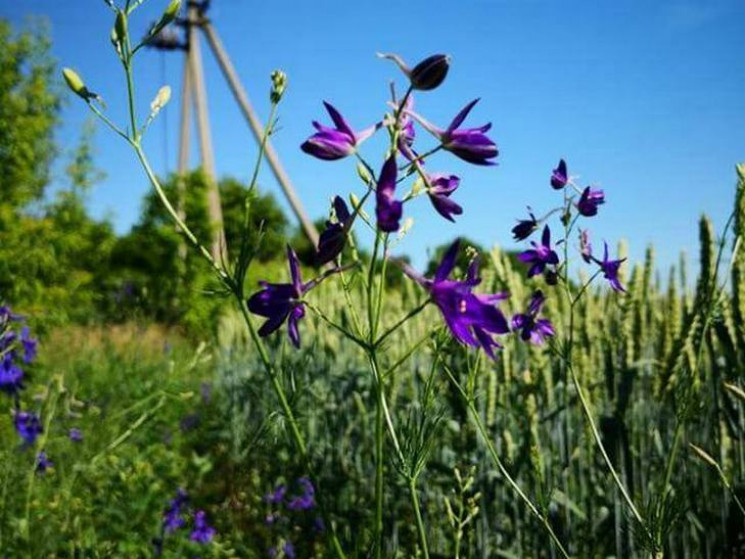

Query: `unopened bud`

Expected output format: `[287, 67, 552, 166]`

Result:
[356, 162, 372, 186]
[114, 10, 127, 45]
[150, 0, 181, 38]
[410, 54, 450, 91]
[62, 68, 98, 102]
[150, 85, 172, 116]
[270, 70, 287, 104]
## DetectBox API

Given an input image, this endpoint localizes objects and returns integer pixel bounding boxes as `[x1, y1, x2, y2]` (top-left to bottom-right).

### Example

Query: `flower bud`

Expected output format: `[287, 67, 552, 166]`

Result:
[114, 10, 127, 46]
[150, 85, 172, 116]
[409, 54, 450, 91]
[737, 163, 745, 182]
[270, 70, 287, 104]
[150, 0, 182, 38]
[356, 162, 372, 186]
[62, 68, 97, 102]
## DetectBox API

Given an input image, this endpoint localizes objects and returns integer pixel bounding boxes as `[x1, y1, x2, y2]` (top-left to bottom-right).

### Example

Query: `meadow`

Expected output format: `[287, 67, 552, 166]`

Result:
[1, 1, 744, 557]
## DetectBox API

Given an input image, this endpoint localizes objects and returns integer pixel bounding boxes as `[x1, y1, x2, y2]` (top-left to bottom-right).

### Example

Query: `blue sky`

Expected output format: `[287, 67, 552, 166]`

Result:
[3, 0, 744, 274]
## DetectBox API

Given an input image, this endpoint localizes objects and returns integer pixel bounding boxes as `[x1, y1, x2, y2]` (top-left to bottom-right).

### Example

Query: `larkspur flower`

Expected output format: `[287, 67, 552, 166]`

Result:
[512, 209, 539, 241]
[0, 355, 24, 395]
[287, 477, 316, 511]
[163, 489, 188, 533]
[20, 326, 37, 364]
[594, 242, 626, 292]
[378, 52, 451, 91]
[317, 196, 353, 265]
[301, 102, 379, 160]
[69, 428, 83, 442]
[401, 240, 510, 359]
[190, 510, 216, 544]
[375, 155, 403, 232]
[518, 225, 560, 279]
[264, 484, 287, 505]
[14, 411, 42, 445]
[283, 542, 296, 559]
[427, 174, 463, 222]
[407, 98, 498, 165]
[551, 159, 568, 190]
[36, 450, 53, 474]
[579, 229, 592, 263]
[577, 186, 605, 217]
[511, 290, 555, 345]
[248, 246, 339, 347]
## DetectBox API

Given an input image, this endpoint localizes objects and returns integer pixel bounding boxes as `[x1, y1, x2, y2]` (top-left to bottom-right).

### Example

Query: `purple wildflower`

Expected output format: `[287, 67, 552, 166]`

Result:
[594, 242, 626, 292]
[14, 411, 42, 445]
[20, 326, 37, 364]
[511, 290, 555, 345]
[551, 159, 568, 190]
[579, 229, 592, 263]
[264, 484, 287, 505]
[375, 155, 403, 233]
[0, 355, 24, 395]
[163, 489, 188, 533]
[517, 225, 560, 279]
[35, 450, 53, 474]
[248, 246, 336, 347]
[379, 52, 451, 91]
[190, 510, 216, 544]
[301, 102, 379, 160]
[577, 186, 605, 217]
[512, 209, 538, 241]
[287, 477, 316, 511]
[427, 174, 463, 222]
[401, 240, 510, 359]
[407, 98, 498, 165]
[317, 196, 353, 265]
[69, 428, 83, 442]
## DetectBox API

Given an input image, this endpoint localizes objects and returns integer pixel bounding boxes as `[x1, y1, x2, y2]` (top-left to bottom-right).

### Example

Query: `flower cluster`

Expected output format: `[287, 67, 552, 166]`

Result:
[154, 489, 216, 554]
[264, 477, 323, 558]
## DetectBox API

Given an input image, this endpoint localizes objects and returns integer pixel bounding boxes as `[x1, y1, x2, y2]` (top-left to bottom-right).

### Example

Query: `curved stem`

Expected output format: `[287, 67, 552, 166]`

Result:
[409, 476, 430, 559]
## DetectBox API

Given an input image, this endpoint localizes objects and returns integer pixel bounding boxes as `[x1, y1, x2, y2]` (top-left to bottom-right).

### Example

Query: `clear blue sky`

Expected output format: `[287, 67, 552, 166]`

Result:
[3, 0, 744, 274]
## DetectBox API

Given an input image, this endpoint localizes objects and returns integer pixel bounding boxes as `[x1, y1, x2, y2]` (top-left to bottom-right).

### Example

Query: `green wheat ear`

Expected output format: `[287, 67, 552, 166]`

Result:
[731, 164, 745, 354]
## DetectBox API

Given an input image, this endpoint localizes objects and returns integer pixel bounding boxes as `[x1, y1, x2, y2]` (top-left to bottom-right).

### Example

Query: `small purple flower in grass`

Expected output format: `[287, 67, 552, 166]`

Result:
[14, 411, 42, 445]
[287, 477, 316, 511]
[301, 102, 380, 161]
[283, 542, 296, 559]
[36, 450, 52, 474]
[518, 225, 560, 279]
[163, 489, 188, 533]
[0, 357, 24, 395]
[512, 209, 538, 241]
[69, 428, 83, 442]
[264, 484, 287, 505]
[401, 240, 510, 359]
[577, 186, 605, 217]
[512, 290, 555, 345]
[407, 98, 498, 165]
[427, 174, 463, 222]
[317, 196, 353, 265]
[551, 159, 568, 190]
[20, 326, 37, 364]
[375, 155, 403, 232]
[594, 242, 626, 292]
[190, 510, 216, 544]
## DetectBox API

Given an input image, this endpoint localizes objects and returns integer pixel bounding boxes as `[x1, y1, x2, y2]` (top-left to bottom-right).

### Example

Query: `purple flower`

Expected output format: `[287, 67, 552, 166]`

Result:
[375, 155, 403, 232]
[401, 241, 510, 359]
[427, 174, 463, 222]
[35, 450, 53, 474]
[408, 98, 498, 165]
[20, 326, 37, 364]
[512, 210, 538, 241]
[264, 484, 287, 505]
[247, 247, 310, 347]
[577, 186, 605, 217]
[579, 229, 592, 263]
[379, 52, 451, 91]
[518, 225, 560, 279]
[287, 477, 316, 511]
[283, 542, 296, 559]
[163, 489, 188, 533]
[69, 428, 83, 442]
[0, 356, 24, 395]
[551, 159, 568, 190]
[594, 242, 626, 292]
[511, 290, 555, 345]
[14, 411, 42, 445]
[190, 510, 216, 544]
[301, 102, 379, 160]
[317, 196, 353, 265]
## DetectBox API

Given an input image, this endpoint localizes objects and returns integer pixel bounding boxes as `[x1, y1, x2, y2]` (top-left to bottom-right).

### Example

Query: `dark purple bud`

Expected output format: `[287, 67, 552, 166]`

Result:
[511, 290, 555, 345]
[36, 450, 53, 474]
[14, 411, 42, 445]
[512, 210, 538, 241]
[577, 186, 605, 217]
[427, 174, 462, 222]
[69, 428, 83, 442]
[317, 196, 352, 265]
[551, 159, 568, 190]
[410, 54, 451, 91]
[375, 155, 403, 232]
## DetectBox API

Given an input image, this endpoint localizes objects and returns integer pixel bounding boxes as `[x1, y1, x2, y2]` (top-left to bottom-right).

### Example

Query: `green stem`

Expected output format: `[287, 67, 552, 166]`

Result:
[409, 476, 430, 559]
[375, 299, 430, 349]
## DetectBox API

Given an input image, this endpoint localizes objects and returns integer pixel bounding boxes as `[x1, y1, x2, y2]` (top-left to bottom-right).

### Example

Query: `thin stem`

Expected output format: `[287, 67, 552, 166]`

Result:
[439, 360, 571, 559]
[305, 302, 369, 351]
[409, 476, 430, 559]
[375, 300, 430, 349]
